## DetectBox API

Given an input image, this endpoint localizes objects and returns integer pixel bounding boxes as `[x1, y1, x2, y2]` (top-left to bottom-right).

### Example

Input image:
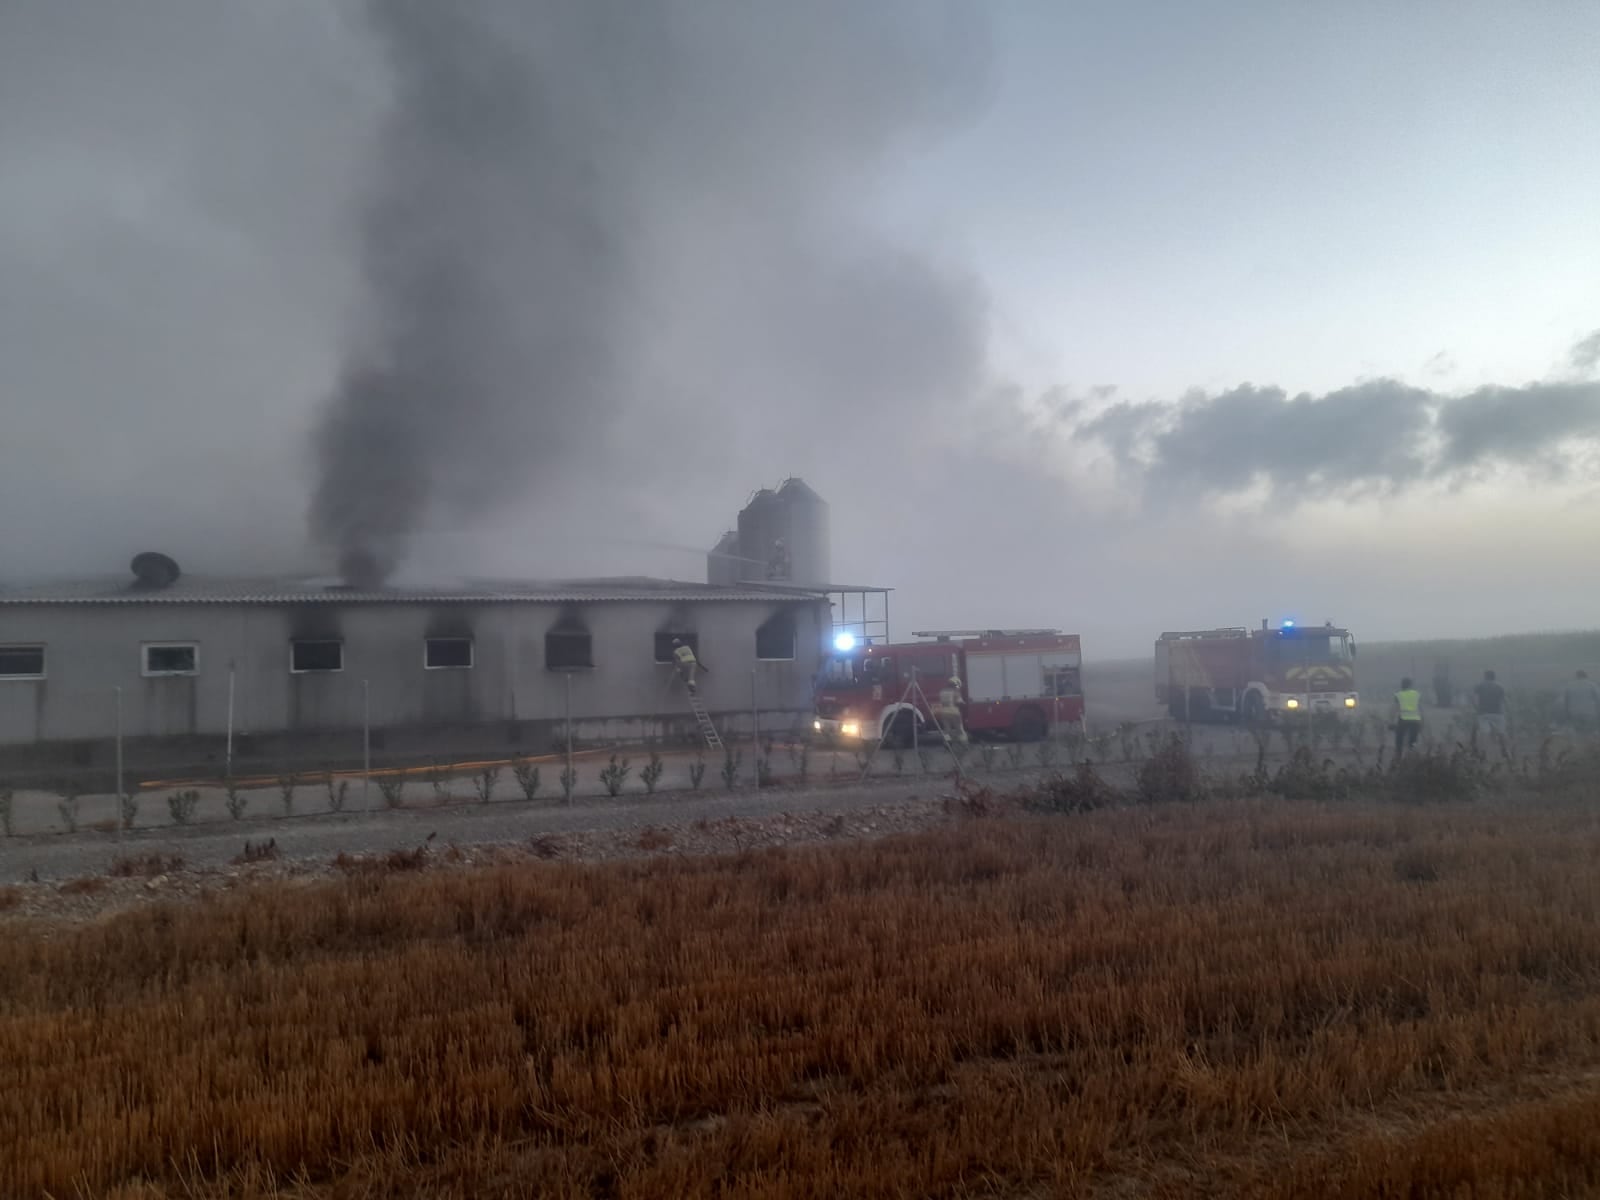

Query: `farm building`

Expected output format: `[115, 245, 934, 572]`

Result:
[0, 565, 832, 778]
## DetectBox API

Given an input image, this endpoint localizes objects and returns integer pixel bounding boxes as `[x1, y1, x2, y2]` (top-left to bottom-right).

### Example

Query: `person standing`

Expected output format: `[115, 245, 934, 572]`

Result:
[935, 675, 968, 747]
[1472, 669, 1508, 756]
[1563, 669, 1600, 735]
[1393, 676, 1423, 758]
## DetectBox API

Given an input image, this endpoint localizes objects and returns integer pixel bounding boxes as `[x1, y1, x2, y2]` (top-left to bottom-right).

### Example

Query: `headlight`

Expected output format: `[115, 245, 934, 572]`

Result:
[841, 721, 861, 738]
[1344, 697, 1357, 709]
[813, 719, 823, 731]
[1285, 698, 1300, 710]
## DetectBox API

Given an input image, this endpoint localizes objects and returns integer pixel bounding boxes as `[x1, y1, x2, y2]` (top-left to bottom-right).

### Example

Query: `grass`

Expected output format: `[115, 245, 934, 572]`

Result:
[6, 784, 1600, 1197]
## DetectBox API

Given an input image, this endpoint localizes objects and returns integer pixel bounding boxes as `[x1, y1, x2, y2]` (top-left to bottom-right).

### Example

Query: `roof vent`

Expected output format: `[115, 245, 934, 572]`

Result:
[130, 551, 181, 589]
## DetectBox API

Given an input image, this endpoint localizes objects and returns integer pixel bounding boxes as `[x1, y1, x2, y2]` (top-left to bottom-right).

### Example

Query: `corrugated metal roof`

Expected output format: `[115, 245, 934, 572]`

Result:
[0, 574, 828, 607]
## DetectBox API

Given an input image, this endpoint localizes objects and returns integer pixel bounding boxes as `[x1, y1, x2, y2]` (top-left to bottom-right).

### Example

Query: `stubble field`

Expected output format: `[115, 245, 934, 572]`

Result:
[6, 770, 1600, 1198]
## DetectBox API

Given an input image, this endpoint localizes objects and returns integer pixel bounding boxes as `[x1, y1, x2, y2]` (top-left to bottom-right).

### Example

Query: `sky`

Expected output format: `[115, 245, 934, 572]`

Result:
[1, 0, 1598, 657]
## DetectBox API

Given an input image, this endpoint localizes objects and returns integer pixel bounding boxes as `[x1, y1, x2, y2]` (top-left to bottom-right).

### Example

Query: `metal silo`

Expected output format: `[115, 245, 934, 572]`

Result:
[776, 477, 831, 586]
[736, 488, 783, 582]
[706, 530, 742, 586]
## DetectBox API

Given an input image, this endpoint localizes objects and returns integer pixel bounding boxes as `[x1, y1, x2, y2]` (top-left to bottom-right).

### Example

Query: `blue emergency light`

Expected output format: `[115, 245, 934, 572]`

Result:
[833, 632, 857, 653]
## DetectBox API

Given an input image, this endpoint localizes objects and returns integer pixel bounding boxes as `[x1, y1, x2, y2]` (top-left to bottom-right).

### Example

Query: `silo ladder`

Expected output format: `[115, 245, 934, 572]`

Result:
[687, 694, 724, 752]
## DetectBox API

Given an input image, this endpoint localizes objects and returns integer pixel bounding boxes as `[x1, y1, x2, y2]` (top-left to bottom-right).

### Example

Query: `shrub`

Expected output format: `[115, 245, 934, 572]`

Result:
[640, 752, 665, 795]
[55, 789, 80, 834]
[787, 741, 811, 784]
[1385, 747, 1491, 804]
[720, 748, 743, 791]
[59, 876, 107, 896]
[512, 758, 542, 802]
[473, 766, 500, 804]
[559, 766, 578, 804]
[325, 774, 349, 814]
[0, 787, 12, 836]
[277, 772, 298, 817]
[428, 759, 449, 805]
[224, 779, 248, 821]
[688, 755, 707, 791]
[527, 833, 562, 860]
[599, 755, 631, 798]
[1035, 739, 1059, 770]
[978, 744, 998, 773]
[890, 746, 907, 775]
[377, 775, 406, 809]
[1268, 747, 1354, 803]
[1117, 721, 1140, 761]
[232, 838, 279, 866]
[1022, 763, 1123, 814]
[119, 792, 139, 831]
[1004, 743, 1024, 771]
[1136, 737, 1206, 805]
[167, 789, 200, 826]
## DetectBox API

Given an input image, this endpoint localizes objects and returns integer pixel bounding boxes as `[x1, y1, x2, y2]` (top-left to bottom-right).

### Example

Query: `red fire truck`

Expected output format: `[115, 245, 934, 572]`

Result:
[814, 629, 1084, 745]
[1154, 620, 1358, 722]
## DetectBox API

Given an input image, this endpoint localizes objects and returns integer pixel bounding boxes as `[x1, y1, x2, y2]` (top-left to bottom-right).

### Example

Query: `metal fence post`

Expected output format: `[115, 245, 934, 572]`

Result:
[362, 679, 371, 814]
[751, 668, 759, 789]
[565, 672, 573, 791]
[114, 686, 124, 841]
[224, 662, 237, 789]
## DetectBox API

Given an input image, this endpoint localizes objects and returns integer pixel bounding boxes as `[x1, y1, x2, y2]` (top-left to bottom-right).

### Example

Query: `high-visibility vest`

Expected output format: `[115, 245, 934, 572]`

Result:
[1395, 689, 1421, 720]
[673, 644, 697, 667]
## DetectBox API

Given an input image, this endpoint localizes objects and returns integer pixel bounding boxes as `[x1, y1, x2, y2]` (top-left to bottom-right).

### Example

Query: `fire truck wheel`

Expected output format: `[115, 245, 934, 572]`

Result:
[1010, 707, 1047, 743]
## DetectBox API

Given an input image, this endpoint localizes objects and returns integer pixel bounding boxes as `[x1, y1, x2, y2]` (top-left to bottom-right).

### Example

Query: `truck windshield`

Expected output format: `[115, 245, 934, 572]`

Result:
[821, 655, 858, 686]
[1271, 634, 1352, 663]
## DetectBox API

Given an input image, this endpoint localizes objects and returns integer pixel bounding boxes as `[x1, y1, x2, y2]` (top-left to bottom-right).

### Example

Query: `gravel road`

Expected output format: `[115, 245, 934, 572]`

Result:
[0, 773, 968, 884]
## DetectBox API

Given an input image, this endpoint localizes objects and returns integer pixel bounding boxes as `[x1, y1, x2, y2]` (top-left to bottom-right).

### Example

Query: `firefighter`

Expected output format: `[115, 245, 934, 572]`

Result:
[936, 675, 968, 746]
[671, 637, 706, 695]
[1393, 676, 1423, 757]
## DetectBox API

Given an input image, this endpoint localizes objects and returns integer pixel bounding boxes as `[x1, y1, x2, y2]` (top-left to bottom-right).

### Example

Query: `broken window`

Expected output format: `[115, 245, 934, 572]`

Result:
[755, 612, 797, 661]
[425, 637, 474, 669]
[0, 644, 45, 678]
[290, 640, 343, 673]
[143, 643, 198, 676]
[653, 632, 699, 664]
[545, 629, 593, 671]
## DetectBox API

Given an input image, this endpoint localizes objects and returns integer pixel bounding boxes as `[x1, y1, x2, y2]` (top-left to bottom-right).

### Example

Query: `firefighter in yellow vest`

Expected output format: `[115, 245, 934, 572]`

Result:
[1393, 676, 1423, 757]
[671, 638, 705, 695]
[936, 675, 968, 746]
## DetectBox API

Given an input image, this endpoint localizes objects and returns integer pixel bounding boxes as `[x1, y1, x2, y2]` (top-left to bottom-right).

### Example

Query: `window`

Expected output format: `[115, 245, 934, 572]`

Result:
[653, 632, 698, 664]
[143, 642, 198, 677]
[906, 653, 953, 682]
[425, 637, 474, 669]
[291, 640, 343, 673]
[0, 644, 44, 679]
[545, 630, 593, 670]
[755, 612, 796, 661]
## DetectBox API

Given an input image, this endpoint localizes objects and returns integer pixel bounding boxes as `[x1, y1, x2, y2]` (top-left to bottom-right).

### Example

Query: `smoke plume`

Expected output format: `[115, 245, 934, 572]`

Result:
[308, 0, 989, 584]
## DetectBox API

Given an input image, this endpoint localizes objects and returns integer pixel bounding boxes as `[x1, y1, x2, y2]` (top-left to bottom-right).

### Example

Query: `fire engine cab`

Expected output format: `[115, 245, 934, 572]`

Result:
[814, 629, 1084, 746]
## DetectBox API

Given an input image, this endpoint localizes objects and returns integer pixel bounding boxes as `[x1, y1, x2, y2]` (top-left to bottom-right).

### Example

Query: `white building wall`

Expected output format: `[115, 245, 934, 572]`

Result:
[0, 598, 828, 747]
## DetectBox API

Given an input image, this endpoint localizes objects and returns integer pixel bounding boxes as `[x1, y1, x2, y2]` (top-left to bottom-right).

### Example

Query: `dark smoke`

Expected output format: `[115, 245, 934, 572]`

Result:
[309, 0, 988, 583]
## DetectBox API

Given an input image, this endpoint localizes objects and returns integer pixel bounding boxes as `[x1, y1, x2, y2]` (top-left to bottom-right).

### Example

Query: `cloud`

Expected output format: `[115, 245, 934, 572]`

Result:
[1571, 329, 1600, 375]
[1071, 337, 1600, 506]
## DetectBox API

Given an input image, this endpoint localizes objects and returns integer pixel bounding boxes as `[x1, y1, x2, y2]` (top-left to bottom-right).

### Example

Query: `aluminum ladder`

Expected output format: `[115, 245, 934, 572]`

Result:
[686, 692, 724, 752]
